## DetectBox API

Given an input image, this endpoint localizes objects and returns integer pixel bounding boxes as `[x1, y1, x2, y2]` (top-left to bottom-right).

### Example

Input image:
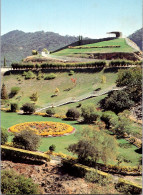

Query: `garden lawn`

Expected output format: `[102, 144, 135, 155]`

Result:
[53, 38, 136, 56]
[1, 111, 141, 166]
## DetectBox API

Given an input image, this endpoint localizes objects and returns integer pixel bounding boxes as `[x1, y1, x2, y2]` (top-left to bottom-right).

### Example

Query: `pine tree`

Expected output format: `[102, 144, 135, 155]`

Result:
[4, 56, 6, 67]
[1, 83, 8, 99]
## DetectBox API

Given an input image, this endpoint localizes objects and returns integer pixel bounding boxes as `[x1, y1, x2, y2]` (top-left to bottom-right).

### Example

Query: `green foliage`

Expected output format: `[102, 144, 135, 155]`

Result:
[44, 73, 57, 80]
[85, 171, 111, 186]
[66, 108, 80, 120]
[69, 70, 74, 76]
[49, 144, 56, 152]
[29, 92, 39, 102]
[46, 108, 55, 116]
[25, 71, 36, 79]
[101, 111, 117, 128]
[100, 90, 134, 114]
[1, 83, 8, 100]
[1, 169, 39, 194]
[81, 105, 99, 123]
[4, 56, 6, 67]
[10, 86, 21, 96]
[1, 127, 8, 145]
[10, 103, 18, 112]
[13, 130, 41, 151]
[67, 127, 117, 165]
[116, 67, 142, 102]
[21, 103, 35, 114]
[32, 49, 38, 55]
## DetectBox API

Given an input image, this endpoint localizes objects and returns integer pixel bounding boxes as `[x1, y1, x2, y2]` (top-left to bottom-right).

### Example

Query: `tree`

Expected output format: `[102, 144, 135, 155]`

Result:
[49, 144, 56, 152]
[13, 130, 41, 151]
[1, 169, 39, 194]
[67, 127, 117, 165]
[21, 103, 35, 114]
[100, 90, 134, 114]
[32, 50, 38, 55]
[29, 92, 39, 102]
[10, 103, 18, 112]
[1, 127, 8, 145]
[66, 108, 80, 120]
[46, 108, 55, 116]
[81, 105, 99, 123]
[116, 67, 142, 102]
[1, 83, 8, 100]
[4, 56, 6, 67]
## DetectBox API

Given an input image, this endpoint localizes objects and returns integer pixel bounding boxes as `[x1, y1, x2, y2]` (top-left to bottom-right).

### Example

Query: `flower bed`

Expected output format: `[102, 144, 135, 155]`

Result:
[9, 121, 75, 137]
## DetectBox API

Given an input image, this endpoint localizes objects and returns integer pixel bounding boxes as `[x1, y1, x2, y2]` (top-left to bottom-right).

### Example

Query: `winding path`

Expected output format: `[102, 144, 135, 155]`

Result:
[36, 86, 126, 112]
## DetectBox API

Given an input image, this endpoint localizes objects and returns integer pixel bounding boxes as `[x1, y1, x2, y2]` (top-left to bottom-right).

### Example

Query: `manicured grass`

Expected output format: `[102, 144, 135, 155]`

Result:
[1, 111, 141, 166]
[2, 71, 118, 109]
[53, 38, 135, 56]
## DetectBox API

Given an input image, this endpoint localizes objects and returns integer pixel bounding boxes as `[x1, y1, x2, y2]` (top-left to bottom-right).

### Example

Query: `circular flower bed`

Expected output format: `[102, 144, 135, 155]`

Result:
[9, 121, 75, 137]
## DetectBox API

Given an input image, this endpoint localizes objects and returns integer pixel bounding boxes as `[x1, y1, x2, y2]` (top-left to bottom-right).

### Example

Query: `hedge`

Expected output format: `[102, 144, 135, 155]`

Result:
[1, 145, 50, 162]
[62, 159, 142, 194]
[109, 60, 142, 67]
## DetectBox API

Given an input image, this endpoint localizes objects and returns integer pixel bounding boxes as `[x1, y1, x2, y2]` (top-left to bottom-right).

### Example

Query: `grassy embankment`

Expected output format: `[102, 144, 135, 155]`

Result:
[52, 38, 136, 57]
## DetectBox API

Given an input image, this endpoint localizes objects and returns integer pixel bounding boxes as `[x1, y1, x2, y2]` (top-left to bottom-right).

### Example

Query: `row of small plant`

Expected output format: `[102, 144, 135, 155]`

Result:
[11, 60, 107, 69]
[69, 45, 120, 49]
[109, 60, 142, 66]
[22, 71, 57, 80]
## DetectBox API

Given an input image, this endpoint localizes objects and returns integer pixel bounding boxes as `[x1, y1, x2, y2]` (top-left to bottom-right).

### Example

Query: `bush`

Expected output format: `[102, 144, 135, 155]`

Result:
[100, 91, 134, 114]
[21, 103, 35, 114]
[66, 108, 80, 120]
[1, 83, 8, 100]
[101, 111, 117, 128]
[46, 108, 55, 116]
[10, 103, 18, 112]
[32, 49, 38, 55]
[1, 169, 39, 194]
[44, 73, 57, 80]
[25, 71, 35, 79]
[81, 105, 99, 123]
[13, 130, 41, 151]
[1, 127, 8, 145]
[49, 144, 56, 152]
[69, 70, 74, 76]
[10, 86, 21, 96]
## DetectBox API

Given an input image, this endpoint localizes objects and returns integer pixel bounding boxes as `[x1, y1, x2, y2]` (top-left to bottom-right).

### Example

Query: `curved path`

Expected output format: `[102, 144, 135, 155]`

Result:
[36, 86, 126, 112]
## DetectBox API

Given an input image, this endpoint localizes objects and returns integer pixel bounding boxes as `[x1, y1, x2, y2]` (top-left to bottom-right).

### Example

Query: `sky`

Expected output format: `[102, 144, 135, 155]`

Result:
[1, 0, 142, 38]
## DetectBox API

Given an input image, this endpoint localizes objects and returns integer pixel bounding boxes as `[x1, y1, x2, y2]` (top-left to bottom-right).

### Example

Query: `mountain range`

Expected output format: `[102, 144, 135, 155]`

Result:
[1, 28, 142, 66]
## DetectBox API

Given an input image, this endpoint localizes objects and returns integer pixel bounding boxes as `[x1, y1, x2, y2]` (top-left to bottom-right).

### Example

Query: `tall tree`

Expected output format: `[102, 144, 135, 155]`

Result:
[1, 83, 8, 99]
[4, 56, 6, 67]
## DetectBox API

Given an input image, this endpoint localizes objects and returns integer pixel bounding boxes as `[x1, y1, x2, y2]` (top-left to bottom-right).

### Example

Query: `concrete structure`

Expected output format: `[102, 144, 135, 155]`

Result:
[107, 31, 122, 38]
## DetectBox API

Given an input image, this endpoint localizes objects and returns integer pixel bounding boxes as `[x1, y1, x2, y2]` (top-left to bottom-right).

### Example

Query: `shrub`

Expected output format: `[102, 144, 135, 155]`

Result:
[49, 144, 56, 152]
[1, 169, 39, 194]
[21, 103, 35, 114]
[101, 111, 117, 128]
[44, 73, 57, 80]
[46, 108, 55, 116]
[81, 105, 99, 123]
[10, 103, 18, 112]
[13, 130, 41, 151]
[25, 71, 35, 79]
[1, 127, 8, 145]
[32, 49, 38, 55]
[100, 91, 134, 114]
[29, 92, 39, 102]
[10, 86, 21, 96]
[69, 70, 74, 76]
[66, 108, 80, 120]
[1, 83, 8, 100]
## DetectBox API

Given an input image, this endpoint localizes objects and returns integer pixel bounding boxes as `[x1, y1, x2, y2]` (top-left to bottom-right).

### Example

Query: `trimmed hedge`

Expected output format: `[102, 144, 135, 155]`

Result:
[109, 60, 142, 67]
[62, 159, 142, 194]
[1, 145, 50, 162]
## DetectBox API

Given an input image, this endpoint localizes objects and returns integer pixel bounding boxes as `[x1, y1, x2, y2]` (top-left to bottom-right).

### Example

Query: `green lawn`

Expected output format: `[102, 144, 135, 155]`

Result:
[53, 38, 136, 56]
[1, 111, 141, 166]
[2, 70, 118, 109]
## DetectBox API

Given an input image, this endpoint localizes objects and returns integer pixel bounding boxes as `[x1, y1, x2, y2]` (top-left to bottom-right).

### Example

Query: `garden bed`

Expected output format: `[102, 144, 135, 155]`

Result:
[9, 121, 75, 137]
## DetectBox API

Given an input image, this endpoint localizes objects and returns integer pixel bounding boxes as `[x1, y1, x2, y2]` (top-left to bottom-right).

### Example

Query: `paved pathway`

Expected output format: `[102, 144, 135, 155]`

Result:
[36, 86, 126, 112]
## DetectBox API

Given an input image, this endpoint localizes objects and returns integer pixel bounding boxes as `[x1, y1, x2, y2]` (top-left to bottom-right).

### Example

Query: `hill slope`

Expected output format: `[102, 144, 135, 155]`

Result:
[128, 28, 143, 50]
[1, 30, 79, 66]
